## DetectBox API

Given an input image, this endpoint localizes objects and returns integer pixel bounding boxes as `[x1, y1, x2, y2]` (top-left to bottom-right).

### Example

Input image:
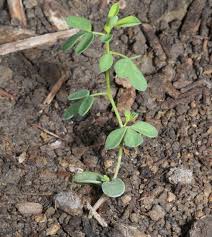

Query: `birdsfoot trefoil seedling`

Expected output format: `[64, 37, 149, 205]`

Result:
[63, 3, 158, 199]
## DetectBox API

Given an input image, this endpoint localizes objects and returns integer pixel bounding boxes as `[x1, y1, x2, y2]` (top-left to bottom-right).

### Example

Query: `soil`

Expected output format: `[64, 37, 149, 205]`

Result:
[0, 0, 211, 237]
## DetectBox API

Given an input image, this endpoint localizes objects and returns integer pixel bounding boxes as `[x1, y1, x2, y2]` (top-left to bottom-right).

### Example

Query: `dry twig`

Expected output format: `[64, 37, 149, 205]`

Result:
[0, 29, 78, 56]
[0, 88, 16, 100]
[43, 72, 68, 105]
[87, 202, 108, 227]
[32, 124, 64, 141]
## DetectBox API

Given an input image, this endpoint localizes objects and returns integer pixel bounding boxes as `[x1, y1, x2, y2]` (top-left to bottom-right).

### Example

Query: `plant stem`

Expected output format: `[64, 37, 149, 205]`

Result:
[104, 41, 124, 178]
[111, 51, 128, 58]
[93, 31, 105, 36]
[91, 92, 107, 97]
[105, 42, 123, 128]
[113, 146, 123, 178]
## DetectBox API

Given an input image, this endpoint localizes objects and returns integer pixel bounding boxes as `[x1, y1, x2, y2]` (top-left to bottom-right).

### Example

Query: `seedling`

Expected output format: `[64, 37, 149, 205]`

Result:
[63, 3, 158, 200]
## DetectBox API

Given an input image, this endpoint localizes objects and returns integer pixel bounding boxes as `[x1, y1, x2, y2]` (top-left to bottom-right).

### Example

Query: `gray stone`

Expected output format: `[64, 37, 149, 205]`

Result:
[0, 65, 13, 88]
[54, 191, 83, 216]
[167, 167, 193, 185]
[190, 216, 212, 237]
[148, 204, 166, 221]
[16, 202, 43, 215]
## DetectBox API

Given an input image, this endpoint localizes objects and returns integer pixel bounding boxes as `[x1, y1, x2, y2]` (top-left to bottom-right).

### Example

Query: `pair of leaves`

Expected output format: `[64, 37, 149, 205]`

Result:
[63, 31, 95, 54]
[63, 16, 95, 54]
[115, 58, 147, 91]
[73, 171, 125, 198]
[64, 89, 94, 120]
[105, 121, 158, 150]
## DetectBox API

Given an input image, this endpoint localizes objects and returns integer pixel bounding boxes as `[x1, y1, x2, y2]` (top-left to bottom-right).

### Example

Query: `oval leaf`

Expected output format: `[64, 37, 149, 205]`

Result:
[99, 54, 113, 73]
[124, 128, 143, 148]
[131, 121, 158, 138]
[105, 127, 127, 150]
[115, 16, 141, 28]
[66, 16, 92, 31]
[114, 58, 147, 91]
[102, 178, 125, 198]
[78, 95, 94, 116]
[108, 2, 120, 18]
[100, 34, 113, 43]
[75, 32, 95, 55]
[64, 101, 81, 120]
[68, 89, 90, 101]
[73, 171, 104, 184]
[108, 16, 118, 28]
[62, 31, 85, 51]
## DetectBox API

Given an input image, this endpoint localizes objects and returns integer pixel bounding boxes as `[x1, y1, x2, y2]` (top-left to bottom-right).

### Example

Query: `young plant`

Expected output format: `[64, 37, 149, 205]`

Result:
[63, 3, 158, 199]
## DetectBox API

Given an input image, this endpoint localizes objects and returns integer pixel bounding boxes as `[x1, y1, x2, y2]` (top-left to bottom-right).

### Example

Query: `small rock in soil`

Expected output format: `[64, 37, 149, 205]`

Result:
[46, 223, 61, 236]
[24, 0, 38, 9]
[54, 191, 83, 216]
[16, 202, 43, 215]
[167, 167, 193, 185]
[34, 214, 47, 223]
[42, 0, 69, 30]
[190, 216, 212, 237]
[0, 65, 13, 88]
[121, 194, 132, 206]
[45, 207, 56, 217]
[112, 223, 148, 237]
[167, 192, 176, 202]
[148, 204, 166, 221]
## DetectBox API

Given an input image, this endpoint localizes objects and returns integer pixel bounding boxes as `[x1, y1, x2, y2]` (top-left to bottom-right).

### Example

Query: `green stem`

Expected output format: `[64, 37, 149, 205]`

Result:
[111, 51, 128, 58]
[103, 40, 124, 179]
[113, 146, 123, 178]
[130, 55, 141, 60]
[105, 42, 123, 128]
[93, 31, 105, 36]
[91, 92, 107, 97]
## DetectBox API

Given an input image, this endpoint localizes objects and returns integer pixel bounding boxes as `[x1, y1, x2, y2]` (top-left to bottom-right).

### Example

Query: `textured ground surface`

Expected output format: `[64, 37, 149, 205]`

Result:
[0, 0, 211, 236]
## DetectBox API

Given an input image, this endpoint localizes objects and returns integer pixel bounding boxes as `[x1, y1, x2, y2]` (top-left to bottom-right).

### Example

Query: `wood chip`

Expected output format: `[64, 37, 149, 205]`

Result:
[7, 0, 27, 27]
[43, 0, 69, 30]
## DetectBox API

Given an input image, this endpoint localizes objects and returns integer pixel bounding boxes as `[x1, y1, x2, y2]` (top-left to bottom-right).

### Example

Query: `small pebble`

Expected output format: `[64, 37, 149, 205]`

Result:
[148, 205, 166, 221]
[16, 202, 43, 215]
[54, 191, 83, 216]
[46, 223, 60, 236]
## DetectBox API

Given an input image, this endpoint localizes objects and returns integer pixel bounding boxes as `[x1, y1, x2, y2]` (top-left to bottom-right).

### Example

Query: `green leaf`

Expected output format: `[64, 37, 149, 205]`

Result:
[66, 16, 92, 31]
[62, 31, 85, 51]
[73, 171, 104, 184]
[100, 34, 113, 43]
[105, 127, 127, 150]
[78, 95, 94, 116]
[131, 121, 158, 138]
[99, 53, 113, 73]
[63, 101, 81, 120]
[108, 2, 120, 18]
[115, 16, 141, 28]
[124, 128, 143, 148]
[102, 178, 125, 197]
[124, 111, 138, 123]
[108, 16, 118, 28]
[101, 175, 110, 182]
[68, 89, 90, 101]
[114, 58, 147, 91]
[75, 32, 95, 54]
